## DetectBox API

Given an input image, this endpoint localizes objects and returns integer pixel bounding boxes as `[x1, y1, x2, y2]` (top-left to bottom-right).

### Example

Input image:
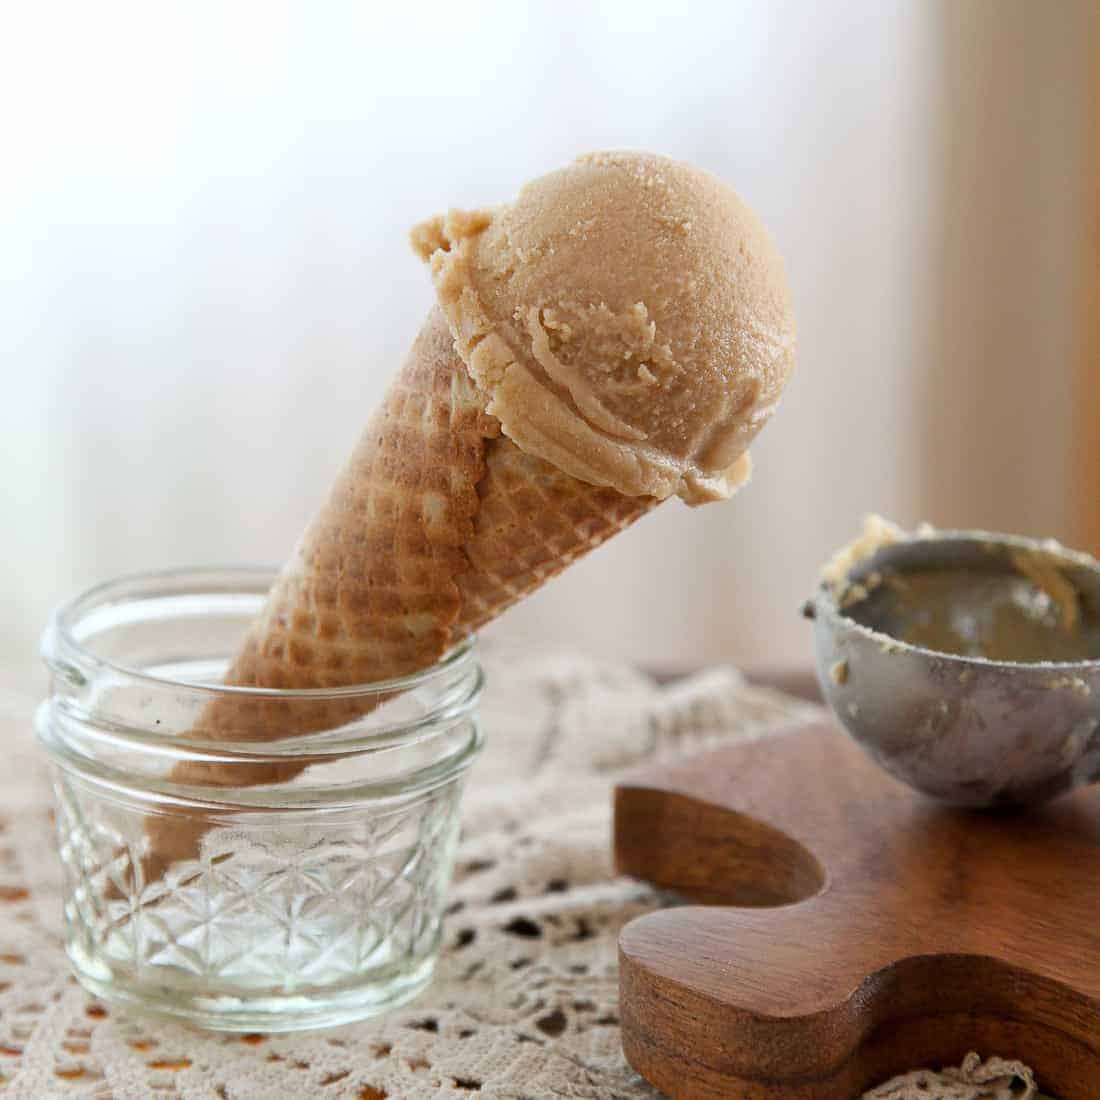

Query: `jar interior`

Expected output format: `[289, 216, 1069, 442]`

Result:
[44, 568, 483, 797]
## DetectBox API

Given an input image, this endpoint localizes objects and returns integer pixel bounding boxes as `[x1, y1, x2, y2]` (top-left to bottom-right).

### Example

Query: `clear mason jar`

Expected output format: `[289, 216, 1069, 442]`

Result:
[37, 567, 483, 1032]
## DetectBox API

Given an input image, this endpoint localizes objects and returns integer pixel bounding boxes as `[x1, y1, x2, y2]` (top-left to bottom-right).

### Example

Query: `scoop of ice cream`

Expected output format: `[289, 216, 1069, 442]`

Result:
[411, 150, 795, 505]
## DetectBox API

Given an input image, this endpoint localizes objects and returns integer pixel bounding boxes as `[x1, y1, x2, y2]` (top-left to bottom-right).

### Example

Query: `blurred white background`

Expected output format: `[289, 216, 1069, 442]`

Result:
[2, 0, 1093, 675]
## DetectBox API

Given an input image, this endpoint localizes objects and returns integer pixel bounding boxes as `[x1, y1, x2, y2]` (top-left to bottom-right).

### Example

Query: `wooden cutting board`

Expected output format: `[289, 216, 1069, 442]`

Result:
[613, 722, 1100, 1099]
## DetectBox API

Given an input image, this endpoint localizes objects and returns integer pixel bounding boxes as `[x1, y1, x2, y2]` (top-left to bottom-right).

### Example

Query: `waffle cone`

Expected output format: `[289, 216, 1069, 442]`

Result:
[142, 308, 656, 880]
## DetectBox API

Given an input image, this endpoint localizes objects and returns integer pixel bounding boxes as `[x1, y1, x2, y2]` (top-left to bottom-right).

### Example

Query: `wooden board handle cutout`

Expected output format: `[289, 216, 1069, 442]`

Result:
[613, 723, 1100, 1099]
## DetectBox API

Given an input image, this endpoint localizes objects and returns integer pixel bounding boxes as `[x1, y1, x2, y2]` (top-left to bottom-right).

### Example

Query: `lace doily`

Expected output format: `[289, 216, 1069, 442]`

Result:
[0, 653, 1050, 1099]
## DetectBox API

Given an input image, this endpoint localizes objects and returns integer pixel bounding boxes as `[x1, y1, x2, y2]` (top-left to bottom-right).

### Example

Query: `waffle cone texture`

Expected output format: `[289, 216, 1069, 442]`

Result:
[142, 309, 656, 879]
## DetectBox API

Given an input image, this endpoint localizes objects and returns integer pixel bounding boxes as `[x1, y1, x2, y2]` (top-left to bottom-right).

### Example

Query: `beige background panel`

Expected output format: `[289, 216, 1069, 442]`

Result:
[1075, 16, 1100, 557]
[2, 0, 1093, 671]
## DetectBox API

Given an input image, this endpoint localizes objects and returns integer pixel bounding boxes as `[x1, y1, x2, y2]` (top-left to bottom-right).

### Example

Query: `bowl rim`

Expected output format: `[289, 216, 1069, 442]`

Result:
[807, 527, 1100, 673]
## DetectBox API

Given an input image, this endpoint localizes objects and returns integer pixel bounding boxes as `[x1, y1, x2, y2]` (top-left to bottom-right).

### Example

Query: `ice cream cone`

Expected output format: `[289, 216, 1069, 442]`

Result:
[141, 150, 797, 886]
[140, 307, 656, 882]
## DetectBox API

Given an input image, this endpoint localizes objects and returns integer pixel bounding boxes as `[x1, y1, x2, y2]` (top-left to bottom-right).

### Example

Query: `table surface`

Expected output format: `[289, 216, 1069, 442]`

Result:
[0, 657, 1047, 1099]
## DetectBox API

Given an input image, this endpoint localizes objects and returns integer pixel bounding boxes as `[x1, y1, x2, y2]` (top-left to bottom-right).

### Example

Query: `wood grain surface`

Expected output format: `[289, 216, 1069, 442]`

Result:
[614, 722, 1100, 1098]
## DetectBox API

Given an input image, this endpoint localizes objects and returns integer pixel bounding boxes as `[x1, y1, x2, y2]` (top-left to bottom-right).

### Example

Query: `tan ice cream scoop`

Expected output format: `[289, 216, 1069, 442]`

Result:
[141, 151, 796, 882]
[412, 150, 795, 505]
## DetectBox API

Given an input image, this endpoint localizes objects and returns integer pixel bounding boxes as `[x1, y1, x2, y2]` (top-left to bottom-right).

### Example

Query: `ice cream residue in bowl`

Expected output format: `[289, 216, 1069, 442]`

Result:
[805, 516, 1100, 807]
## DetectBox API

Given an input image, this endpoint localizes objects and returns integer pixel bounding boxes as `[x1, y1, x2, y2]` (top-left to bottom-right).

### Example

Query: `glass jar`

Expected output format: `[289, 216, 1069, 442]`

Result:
[37, 567, 483, 1032]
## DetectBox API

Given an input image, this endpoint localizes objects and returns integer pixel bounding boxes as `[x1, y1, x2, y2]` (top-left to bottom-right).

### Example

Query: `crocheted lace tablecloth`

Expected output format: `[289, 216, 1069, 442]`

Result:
[0, 653, 1047, 1099]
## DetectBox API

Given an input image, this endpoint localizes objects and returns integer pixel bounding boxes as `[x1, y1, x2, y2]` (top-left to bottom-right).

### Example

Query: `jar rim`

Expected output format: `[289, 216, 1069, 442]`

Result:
[43, 565, 478, 700]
